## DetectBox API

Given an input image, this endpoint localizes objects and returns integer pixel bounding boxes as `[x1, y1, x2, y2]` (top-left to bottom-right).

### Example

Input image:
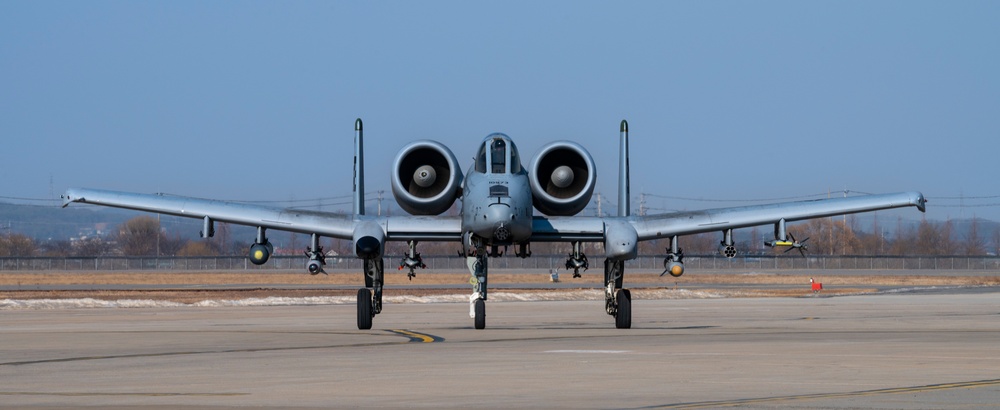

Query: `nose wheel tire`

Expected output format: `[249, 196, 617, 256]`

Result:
[357, 288, 373, 330]
[615, 289, 631, 329]
[474, 298, 486, 330]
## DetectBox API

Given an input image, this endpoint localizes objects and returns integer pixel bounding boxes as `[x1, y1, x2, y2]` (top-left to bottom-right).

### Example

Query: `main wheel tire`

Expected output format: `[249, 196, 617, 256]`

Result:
[474, 298, 486, 330]
[615, 289, 631, 329]
[357, 288, 373, 330]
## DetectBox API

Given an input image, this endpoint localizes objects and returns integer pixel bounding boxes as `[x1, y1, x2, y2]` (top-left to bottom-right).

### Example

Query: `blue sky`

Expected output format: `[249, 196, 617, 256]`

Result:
[2, 1, 998, 221]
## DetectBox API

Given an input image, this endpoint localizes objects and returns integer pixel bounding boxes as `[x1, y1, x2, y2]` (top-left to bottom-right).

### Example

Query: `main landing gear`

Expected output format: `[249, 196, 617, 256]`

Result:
[604, 259, 631, 329]
[357, 256, 384, 330]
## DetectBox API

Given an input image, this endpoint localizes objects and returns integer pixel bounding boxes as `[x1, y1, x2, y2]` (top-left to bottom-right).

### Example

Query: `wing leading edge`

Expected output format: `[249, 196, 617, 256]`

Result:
[631, 191, 926, 240]
[63, 188, 462, 242]
[63, 188, 356, 238]
[528, 191, 925, 242]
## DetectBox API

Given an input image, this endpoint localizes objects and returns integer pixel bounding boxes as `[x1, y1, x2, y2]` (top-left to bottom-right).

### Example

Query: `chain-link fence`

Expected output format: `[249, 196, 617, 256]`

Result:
[3, 254, 1000, 272]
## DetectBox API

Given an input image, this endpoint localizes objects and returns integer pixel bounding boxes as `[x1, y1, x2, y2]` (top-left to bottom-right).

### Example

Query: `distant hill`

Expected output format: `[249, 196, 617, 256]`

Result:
[0, 202, 210, 242]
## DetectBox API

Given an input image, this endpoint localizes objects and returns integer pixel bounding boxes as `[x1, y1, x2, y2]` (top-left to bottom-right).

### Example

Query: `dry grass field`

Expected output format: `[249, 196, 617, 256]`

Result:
[1, 270, 997, 303]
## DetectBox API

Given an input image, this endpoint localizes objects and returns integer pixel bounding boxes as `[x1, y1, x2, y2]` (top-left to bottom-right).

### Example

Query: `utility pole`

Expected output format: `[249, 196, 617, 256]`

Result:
[377, 190, 384, 216]
[843, 188, 848, 256]
[828, 189, 833, 255]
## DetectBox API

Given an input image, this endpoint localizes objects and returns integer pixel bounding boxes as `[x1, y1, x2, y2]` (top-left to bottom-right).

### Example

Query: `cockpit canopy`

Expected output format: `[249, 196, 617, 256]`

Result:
[475, 133, 522, 175]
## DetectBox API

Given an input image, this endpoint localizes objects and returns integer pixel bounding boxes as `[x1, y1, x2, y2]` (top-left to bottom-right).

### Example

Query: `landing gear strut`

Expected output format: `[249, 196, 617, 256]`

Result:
[467, 237, 489, 330]
[604, 259, 631, 329]
[357, 256, 384, 330]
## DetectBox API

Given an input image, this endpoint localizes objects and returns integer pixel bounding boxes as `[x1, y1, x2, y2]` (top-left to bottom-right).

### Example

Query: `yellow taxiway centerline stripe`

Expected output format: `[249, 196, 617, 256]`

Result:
[387, 329, 441, 343]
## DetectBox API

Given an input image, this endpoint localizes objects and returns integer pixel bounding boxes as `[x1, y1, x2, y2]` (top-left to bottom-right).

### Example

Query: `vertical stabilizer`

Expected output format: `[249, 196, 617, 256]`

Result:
[354, 118, 365, 216]
[617, 119, 630, 217]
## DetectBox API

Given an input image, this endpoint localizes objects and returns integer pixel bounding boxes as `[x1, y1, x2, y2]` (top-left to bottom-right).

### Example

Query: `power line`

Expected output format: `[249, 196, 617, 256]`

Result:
[0, 195, 60, 202]
[932, 203, 1000, 208]
[932, 194, 1000, 200]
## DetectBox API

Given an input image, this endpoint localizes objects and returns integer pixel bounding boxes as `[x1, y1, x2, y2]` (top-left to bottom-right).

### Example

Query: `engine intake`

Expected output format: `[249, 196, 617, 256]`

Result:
[391, 140, 463, 215]
[529, 141, 596, 216]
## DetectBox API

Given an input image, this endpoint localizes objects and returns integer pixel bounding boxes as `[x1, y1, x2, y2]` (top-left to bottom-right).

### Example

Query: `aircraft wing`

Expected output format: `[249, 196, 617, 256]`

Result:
[62, 188, 463, 242]
[529, 191, 925, 243]
[63, 188, 358, 238]
[630, 191, 926, 240]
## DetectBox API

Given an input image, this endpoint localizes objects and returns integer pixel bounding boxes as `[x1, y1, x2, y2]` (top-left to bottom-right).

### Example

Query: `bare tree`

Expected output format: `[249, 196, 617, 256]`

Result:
[684, 232, 717, 254]
[864, 214, 886, 255]
[40, 240, 73, 257]
[73, 237, 113, 257]
[939, 219, 957, 255]
[0, 233, 36, 257]
[177, 240, 219, 257]
[288, 232, 301, 255]
[116, 216, 162, 256]
[913, 218, 956, 255]
[791, 219, 862, 255]
[215, 222, 232, 255]
[963, 217, 986, 255]
[158, 234, 187, 256]
[889, 216, 912, 255]
[992, 227, 1000, 255]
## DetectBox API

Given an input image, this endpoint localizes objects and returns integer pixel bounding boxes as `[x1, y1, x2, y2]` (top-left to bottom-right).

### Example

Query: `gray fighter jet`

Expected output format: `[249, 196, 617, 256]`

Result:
[63, 119, 926, 329]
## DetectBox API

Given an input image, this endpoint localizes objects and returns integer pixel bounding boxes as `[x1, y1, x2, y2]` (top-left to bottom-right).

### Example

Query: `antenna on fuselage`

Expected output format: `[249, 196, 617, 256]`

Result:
[618, 119, 630, 217]
[354, 118, 365, 216]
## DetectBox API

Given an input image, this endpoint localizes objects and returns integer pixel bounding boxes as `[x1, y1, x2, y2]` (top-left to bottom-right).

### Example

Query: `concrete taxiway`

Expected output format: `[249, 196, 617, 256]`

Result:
[1, 292, 998, 409]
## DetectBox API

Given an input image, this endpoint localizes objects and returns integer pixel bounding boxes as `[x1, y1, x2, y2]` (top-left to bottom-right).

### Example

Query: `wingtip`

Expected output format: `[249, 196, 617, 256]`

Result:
[355, 118, 363, 131]
[916, 192, 927, 213]
[620, 119, 628, 133]
[61, 190, 78, 208]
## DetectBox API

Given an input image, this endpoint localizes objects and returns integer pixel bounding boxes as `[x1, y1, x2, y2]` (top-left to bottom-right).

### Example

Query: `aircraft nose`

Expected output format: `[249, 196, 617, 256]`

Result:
[485, 204, 514, 240]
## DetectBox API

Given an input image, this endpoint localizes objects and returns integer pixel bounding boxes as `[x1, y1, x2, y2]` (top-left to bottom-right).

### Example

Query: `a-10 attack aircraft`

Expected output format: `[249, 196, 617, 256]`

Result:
[63, 119, 927, 330]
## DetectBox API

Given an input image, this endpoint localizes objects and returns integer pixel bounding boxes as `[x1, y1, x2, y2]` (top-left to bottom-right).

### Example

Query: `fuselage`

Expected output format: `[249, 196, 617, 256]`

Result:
[460, 133, 533, 245]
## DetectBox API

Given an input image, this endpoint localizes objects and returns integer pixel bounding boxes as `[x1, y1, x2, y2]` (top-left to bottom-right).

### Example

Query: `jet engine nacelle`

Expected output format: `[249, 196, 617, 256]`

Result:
[391, 140, 463, 215]
[529, 141, 596, 216]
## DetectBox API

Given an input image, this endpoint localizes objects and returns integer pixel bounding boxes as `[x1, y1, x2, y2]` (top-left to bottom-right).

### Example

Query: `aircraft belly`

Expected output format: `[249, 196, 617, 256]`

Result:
[604, 219, 638, 260]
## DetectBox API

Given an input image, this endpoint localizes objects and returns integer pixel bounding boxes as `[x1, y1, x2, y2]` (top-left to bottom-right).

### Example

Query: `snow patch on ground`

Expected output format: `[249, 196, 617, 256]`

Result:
[0, 289, 734, 310]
